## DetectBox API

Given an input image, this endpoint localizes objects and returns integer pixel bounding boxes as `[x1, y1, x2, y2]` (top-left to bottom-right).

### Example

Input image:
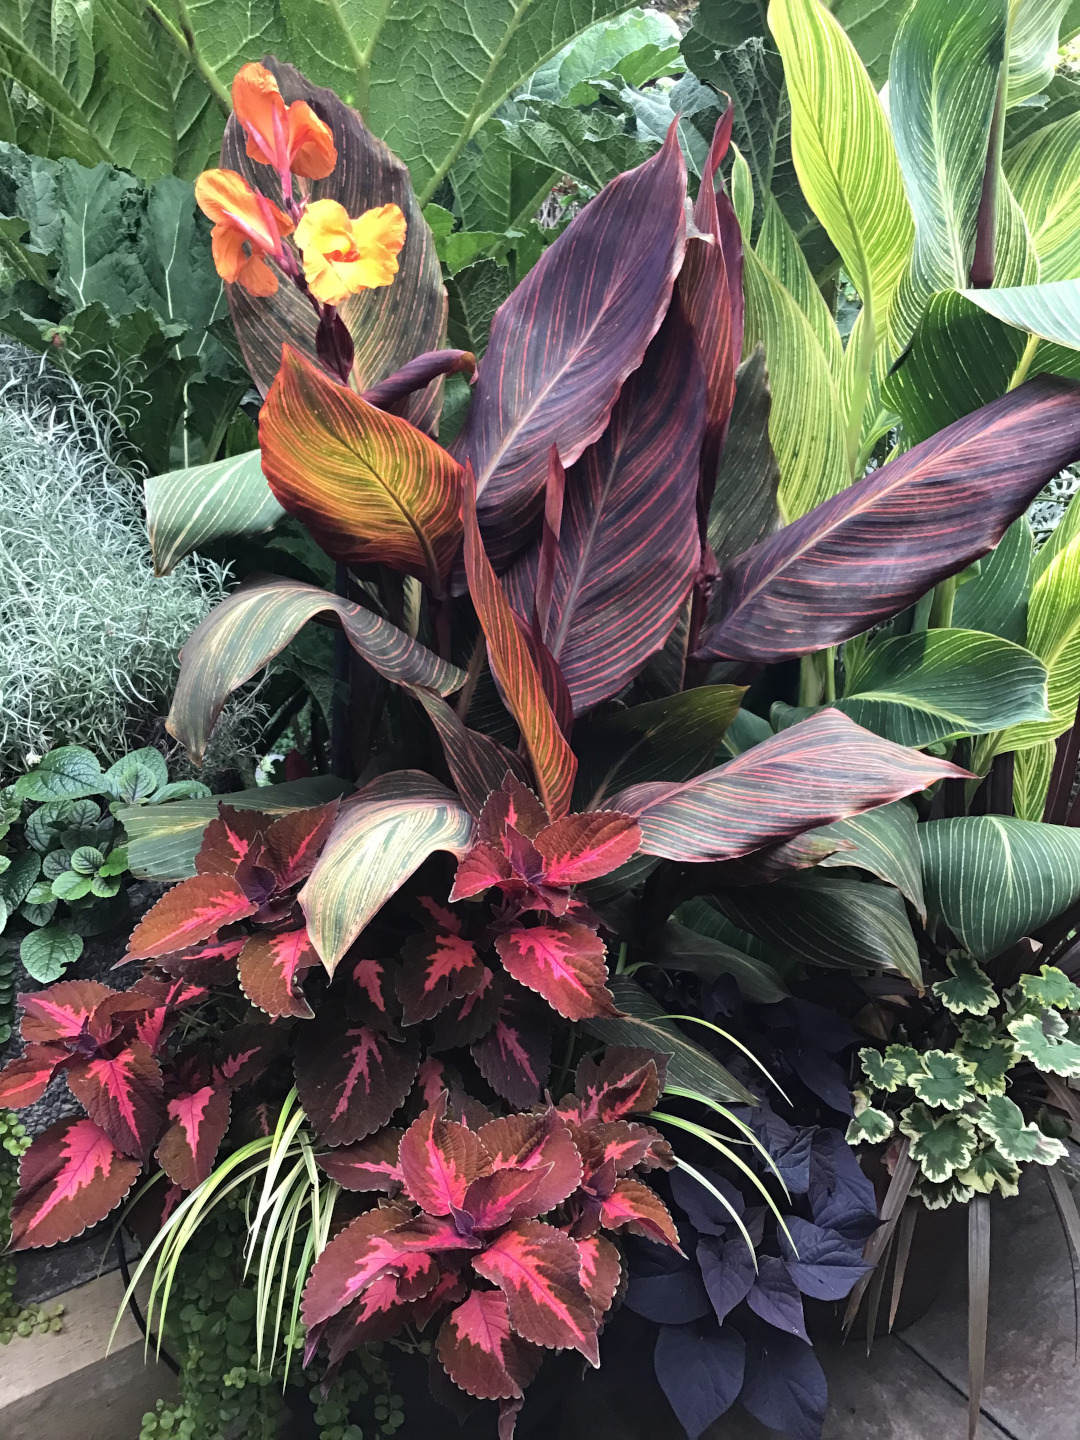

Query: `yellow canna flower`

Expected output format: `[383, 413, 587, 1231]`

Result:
[295, 199, 406, 307]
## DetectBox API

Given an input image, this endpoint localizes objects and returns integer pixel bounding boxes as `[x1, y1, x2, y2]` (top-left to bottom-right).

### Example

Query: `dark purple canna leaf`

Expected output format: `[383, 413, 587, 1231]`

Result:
[361, 350, 475, 415]
[453, 124, 688, 569]
[506, 297, 705, 715]
[608, 708, 968, 863]
[699, 376, 1080, 662]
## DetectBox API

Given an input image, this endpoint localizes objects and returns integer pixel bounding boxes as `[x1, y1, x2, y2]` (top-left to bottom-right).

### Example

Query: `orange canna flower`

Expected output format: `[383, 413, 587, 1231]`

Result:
[232, 62, 337, 182]
[194, 168, 295, 296]
[294, 199, 407, 306]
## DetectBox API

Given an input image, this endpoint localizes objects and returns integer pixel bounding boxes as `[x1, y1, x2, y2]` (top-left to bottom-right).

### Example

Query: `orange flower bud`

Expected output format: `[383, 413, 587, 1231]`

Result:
[194, 168, 295, 296]
[232, 62, 337, 182]
[294, 200, 407, 306]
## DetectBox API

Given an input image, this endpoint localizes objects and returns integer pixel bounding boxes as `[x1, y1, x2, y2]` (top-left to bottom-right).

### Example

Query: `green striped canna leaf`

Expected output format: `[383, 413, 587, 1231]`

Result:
[145, 451, 285, 576]
[167, 577, 465, 763]
[300, 772, 475, 974]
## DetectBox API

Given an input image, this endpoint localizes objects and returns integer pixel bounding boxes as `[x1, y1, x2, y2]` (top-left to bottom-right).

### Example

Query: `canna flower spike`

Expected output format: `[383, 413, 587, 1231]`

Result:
[232, 62, 337, 187]
[295, 198, 407, 306]
[195, 169, 294, 297]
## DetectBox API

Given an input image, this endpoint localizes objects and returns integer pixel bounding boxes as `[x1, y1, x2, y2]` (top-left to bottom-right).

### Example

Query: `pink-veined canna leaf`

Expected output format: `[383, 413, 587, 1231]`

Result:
[608, 708, 970, 862]
[11, 1118, 142, 1249]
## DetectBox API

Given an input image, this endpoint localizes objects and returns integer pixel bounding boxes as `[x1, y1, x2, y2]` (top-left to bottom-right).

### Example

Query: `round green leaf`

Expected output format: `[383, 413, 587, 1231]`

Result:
[51, 871, 93, 901]
[20, 925, 83, 983]
[0, 851, 41, 909]
[104, 747, 170, 803]
[42, 851, 73, 880]
[69, 846, 106, 876]
[14, 746, 104, 802]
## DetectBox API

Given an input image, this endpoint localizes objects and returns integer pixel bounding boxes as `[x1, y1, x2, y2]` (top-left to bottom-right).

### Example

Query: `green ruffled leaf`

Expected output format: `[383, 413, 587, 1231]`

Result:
[103, 747, 170, 803]
[974, 1093, 1068, 1165]
[899, 1103, 978, 1182]
[1008, 1010, 1080, 1077]
[69, 846, 105, 876]
[1018, 964, 1080, 1011]
[912, 1173, 976, 1209]
[859, 1046, 908, 1093]
[957, 1145, 1021, 1199]
[19, 923, 83, 983]
[909, 1050, 976, 1111]
[14, 745, 104, 802]
[932, 953, 997, 1016]
[957, 1022, 1015, 1097]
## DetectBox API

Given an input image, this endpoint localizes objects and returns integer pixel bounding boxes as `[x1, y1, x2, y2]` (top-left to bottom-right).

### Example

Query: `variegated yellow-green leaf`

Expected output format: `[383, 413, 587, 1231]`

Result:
[145, 451, 285, 577]
[996, 490, 1080, 753]
[931, 954, 996, 1017]
[1007, 0, 1075, 107]
[961, 280, 1080, 350]
[730, 143, 755, 238]
[887, 0, 1006, 351]
[756, 198, 842, 374]
[742, 245, 847, 520]
[299, 772, 475, 974]
[167, 577, 465, 763]
[1006, 112, 1080, 282]
[813, 799, 925, 918]
[920, 815, 1080, 959]
[1012, 741, 1055, 820]
[768, 0, 913, 358]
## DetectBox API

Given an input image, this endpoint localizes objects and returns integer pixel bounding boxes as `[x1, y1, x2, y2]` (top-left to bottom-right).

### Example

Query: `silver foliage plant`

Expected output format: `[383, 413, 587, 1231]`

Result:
[0, 344, 229, 769]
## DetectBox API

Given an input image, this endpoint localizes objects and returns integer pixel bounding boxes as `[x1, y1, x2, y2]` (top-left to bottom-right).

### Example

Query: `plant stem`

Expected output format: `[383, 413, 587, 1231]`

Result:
[843, 300, 875, 480]
[144, 0, 231, 115]
[1008, 332, 1040, 390]
[821, 646, 837, 703]
[928, 575, 956, 629]
[970, 0, 1021, 288]
[799, 654, 822, 708]
[912, 590, 935, 632]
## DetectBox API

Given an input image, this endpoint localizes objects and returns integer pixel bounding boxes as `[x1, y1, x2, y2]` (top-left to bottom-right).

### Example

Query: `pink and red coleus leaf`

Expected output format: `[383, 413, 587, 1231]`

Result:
[608, 708, 970, 863]
[294, 1017, 420, 1147]
[456, 122, 688, 571]
[195, 805, 270, 876]
[261, 800, 340, 888]
[599, 1177, 681, 1249]
[494, 922, 618, 1021]
[573, 1046, 668, 1123]
[301, 1201, 416, 1328]
[156, 1085, 232, 1190]
[437, 1289, 543, 1401]
[478, 1110, 582, 1217]
[577, 1233, 622, 1318]
[65, 1040, 164, 1159]
[19, 980, 111, 1044]
[532, 813, 641, 886]
[471, 988, 552, 1108]
[432, 966, 502, 1049]
[398, 920, 483, 1026]
[214, 1021, 289, 1089]
[458, 1166, 550, 1232]
[398, 1097, 491, 1216]
[238, 927, 319, 1020]
[316, 1129, 404, 1193]
[125, 875, 257, 960]
[505, 294, 706, 716]
[0, 1045, 66, 1107]
[471, 1219, 600, 1364]
[155, 935, 246, 986]
[11, 1118, 142, 1249]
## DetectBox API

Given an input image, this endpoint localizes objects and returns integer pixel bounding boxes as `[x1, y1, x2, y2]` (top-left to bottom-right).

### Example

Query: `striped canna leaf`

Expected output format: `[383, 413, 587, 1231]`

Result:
[505, 296, 705, 716]
[608, 708, 969, 863]
[167, 577, 465, 763]
[259, 347, 464, 592]
[220, 59, 447, 433]
[454, 123, 688, 568]
[699, 377, 1080, 663]
[462, 467, 577, 819]
[145, 451, 285, 577]
[300, 772, 475, 974]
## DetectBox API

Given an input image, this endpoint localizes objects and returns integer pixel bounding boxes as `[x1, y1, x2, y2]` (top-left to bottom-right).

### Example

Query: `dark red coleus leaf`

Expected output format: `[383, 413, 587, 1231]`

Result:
[456, 123, 688, 570]
[458, 1166, 551, 1232]
[700, 376, 1080, 662]
[398, 1096, 491, 1216]
[156, 1085, 232, 1190]
[125, 875, 257, 960]
[316, 1129, 404, 1193]
[129, 978, 208, 1054]
[214, 1021, 289, 1090]
[532, 814, 641, 885]
[301, 1201, 417, 1328]
[261, 801, 340, 888]
[350, 956, 392, 1018]
[472, 1219, 601, 1364]
[471, 987, 553, 1108]
[194, 804, 271, 876]
[66, 1039, 164, 1159]
[437, 1289, 544, 1401]
[573, 1047, 668, 1123]
[608, 708, 969, 863]
[432, 965, 502, 1049]
[398, 904, 484, 1026]
[18, 980, 111, 1044]
[478, 1110, 583, 1217]
[238, 927, 319, 1020]
[506, 295, 705, 716]
[577, 1233, 623, 1318]
[495, 921, 619, 1021]
[155, 935, 246, 986]
[599, 1177, 681, 1249]
[294, 1016, 420, 1147]
[0, 1046, 65, 1107]
[481, 779, 548, 844]
[11, 1118, 142, 1249]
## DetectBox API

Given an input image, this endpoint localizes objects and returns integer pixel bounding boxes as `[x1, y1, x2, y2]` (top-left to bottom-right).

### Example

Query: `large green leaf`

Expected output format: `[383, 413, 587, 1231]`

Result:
[996, 491, 1080, 752]
[961, 280, 1080, 349]
[1007, 0, 1075, 108]
[665, 905, 790, 1004]
[145, 451, 285, 576]
[834, 629, 1050, 749]
[813, 799, 926, 918]
[300, 771, 474, 973]
[583, 975, 756, 1104]
[756, 195, 842, 372]
[1006, 112, 1080, 281]
[887, 0, 1005, 350]
[768, 0, 913, 351]
[168, 577, 465, 763]
[1013, 740, 1055, 821]
[920, 815, 1080, 958]
[718, 875, 924, 987]
[742, 243, 847, 519]
[519, 8, 683, 104]
[708, 346, 782, 568]
[120, 777, 351, 880]
[952, 517, 1032, 646]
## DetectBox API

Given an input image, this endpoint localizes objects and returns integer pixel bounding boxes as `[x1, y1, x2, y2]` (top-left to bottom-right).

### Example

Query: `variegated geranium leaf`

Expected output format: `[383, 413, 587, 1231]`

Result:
[908, 1051, 975, 1111]
[932, 953, 996, 1016]
[899, 1104, 978, 1182]
[1017, 964, 1080, 1012]
[974, 1094, 1068, 1166]
[1008, 1011, 1080, 1077]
